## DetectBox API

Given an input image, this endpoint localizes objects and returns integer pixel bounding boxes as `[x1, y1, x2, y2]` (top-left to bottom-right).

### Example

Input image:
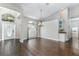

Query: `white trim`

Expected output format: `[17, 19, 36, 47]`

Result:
[0, 38, 19, 42]
[70, 17, 79, 21]
[41, 37, 59, 41]
[19, 39, 24, 43]
[41, 37, 68, 43]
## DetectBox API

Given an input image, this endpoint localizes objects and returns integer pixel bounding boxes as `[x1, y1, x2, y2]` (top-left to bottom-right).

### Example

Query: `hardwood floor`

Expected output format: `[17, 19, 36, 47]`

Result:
[0, 38, 79, 56]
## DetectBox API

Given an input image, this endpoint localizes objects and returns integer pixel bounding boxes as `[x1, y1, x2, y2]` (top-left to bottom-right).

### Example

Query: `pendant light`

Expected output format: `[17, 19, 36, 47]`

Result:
[38, 6, 43, 27]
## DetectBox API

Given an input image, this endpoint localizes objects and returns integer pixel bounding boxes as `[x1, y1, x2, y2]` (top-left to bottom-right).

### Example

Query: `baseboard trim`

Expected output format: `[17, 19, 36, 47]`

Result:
[40, 37, 71, 43]
[0, 38, 20, 41]
[41, 37, 59, 42]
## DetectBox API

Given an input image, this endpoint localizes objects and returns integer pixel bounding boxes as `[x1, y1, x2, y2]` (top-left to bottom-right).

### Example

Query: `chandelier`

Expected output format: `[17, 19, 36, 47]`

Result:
[38, 7, 44, 27]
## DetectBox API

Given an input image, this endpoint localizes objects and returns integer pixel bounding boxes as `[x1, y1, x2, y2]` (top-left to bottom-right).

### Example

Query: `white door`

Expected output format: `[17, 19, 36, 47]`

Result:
[28, 24, 36, 39]
[2, 21, 16, 40]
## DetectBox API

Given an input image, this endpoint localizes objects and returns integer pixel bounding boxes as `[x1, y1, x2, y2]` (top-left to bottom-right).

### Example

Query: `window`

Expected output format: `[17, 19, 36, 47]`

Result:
[2, 14, 15, 22]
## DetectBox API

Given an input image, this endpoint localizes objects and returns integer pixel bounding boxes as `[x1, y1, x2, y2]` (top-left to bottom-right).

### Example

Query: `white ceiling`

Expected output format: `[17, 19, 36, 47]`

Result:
[18, 3, 79, 20]
[0, 7, 20, 17]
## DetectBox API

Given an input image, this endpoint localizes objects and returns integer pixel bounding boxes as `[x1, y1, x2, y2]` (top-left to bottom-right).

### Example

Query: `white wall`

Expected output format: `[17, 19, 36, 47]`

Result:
[20, 16, 28, 40]
[0, 16, 2, 40]
[71, 20, 79, 27]
[44, 5, 79, 41]
[69, 4, 79, 18]
[41, 8, 70, 42]
[15, 16, 22, 39]
[69, 5, 79, 28]
[0, 3, 22, 13]
[41, 20, 59, 41]
[61, 8, 70, 40]
[69, 5, 79, 39]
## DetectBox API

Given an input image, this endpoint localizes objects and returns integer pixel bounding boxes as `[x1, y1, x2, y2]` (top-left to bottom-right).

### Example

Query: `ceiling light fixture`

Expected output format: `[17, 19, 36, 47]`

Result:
[28, 21, 33, 24]
[38, 6, 44, 27]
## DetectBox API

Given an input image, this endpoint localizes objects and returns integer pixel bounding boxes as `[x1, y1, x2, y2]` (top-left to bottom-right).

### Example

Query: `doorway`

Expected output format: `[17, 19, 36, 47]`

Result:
[27, 21, 37, 39]
[70, 17, 79, 49]
[0, 6, 20, 41]
[2, 21, 16, 40]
